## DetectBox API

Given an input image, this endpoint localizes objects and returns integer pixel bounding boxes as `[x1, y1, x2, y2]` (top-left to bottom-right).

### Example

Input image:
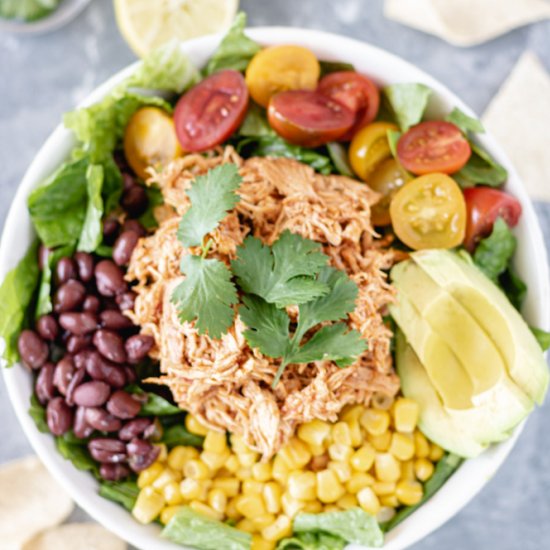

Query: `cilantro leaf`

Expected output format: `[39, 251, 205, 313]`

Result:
[171, 255, 238, 338]
[473, 218, 516, 281]
[232, 231, 330, 307]
[177, 164, 242, 248]
[445, 107, 485, 135]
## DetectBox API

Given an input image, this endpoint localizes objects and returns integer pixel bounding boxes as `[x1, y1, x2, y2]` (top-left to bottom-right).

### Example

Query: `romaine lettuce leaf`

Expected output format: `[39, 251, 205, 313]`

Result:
[530, 327, 550, 351]
[445, 107, 485, 135]
[99, 480, 140, 511]
[77, 164, 104, 253]
[278, 531, 346, 550]
[454, 142, 507, 188]
[383, 83, 432, 131]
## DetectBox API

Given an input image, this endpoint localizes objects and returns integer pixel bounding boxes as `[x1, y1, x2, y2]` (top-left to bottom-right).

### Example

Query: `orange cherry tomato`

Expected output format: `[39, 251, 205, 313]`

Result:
[245, 45, 320, 108]
[397, 120, 471, 175]
[389, 173, 466, 250]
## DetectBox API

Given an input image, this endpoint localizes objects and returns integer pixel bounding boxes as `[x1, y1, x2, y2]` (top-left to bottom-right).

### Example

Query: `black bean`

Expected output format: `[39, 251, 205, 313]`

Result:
[59, 312, 98, 335]
[88, 438, 127, 463]
[38, 245, 50, 271]
[116, 291, 137, 312]
[122, 219, 146, 237]
[18, 330, 49, 369]
[143, 419, 162, 441]
[125, 334, 154, 364]
[82, 295, 100, 313]
[119, 418, 153, 441]
[121, 185, 148, 217]
[127, 438, 160, 472]
[74, 252, 94, 282]
[72, 348, 94, 369]
[124, 366, 137, 385]
[35, 362, 56, 404]
[106, 391, 141, 419]
[47, 397, 73, 436]
[84, 352, 127, 388]
[113, 231, 140, 266]
[103, 218, 120, 244]
[100, 463, 130, 481]
[53, 356, 75, 396]
[54, 279, 86, 313]
[36, 315, 59, 341]
[93, 329, 126, 363]
[65, 367, 86, 407]
[100, 310, 133, 330]
[84, 408, 122, 432]
[95, 260, 127, 297]
[55, 257, 78, 285]
[73, 406, 94, 439]
[122, 172, 135, 190]
[73, 381, 111, 407]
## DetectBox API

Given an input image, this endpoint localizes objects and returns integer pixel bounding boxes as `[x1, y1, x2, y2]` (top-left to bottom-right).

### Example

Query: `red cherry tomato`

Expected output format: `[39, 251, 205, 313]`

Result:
[397, 121, 471, 175]
[317, 71, 380, 140]
[174, 70, 249, 152]
[463, 187, 522, 251]
[268, 90, 355, 147]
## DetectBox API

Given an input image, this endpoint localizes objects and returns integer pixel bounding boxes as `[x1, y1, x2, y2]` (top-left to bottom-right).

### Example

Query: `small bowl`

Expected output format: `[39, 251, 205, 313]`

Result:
[1, 27, 548, 550]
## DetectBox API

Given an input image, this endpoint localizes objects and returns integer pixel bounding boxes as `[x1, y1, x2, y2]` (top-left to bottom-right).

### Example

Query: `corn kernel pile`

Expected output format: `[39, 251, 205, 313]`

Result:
[132, 397, 443, 549]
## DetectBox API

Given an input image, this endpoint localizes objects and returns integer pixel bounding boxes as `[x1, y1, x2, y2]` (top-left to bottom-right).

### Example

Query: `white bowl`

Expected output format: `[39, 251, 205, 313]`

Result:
[1, 27, 548, 550]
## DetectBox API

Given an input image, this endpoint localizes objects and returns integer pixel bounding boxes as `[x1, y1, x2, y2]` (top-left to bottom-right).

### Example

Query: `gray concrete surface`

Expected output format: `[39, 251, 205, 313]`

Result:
[1, 0, 549, 548]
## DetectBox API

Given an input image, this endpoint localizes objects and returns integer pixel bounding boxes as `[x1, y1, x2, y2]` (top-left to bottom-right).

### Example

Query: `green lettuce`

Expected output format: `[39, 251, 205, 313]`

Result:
[473, 218, 516, 282]
[454, 142, 508, 188]
[278, 532, 346, 550]
[28, 394, 48, 433]
[326, 142, 354, 177]
[383, 83, 432, 131]
[319, 60, 355, 77]
[531, 327, 550, 351]
[99, 480, 140, 511]
[56, 431, 99, 477]
[446, 107, 484, 135]
[77, 164, 104, 253]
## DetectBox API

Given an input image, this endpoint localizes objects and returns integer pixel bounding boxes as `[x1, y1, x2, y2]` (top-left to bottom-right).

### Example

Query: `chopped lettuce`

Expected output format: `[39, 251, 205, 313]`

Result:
[160, 423, 204, 449]
[530, 327, 550, 351]
[99, 480, 140, 511]
[473, 218, 516, 282]
[386, 129, 402, 158]
[162, 507, 252, 550]
[238, 103, 275, 137]
[28, 394, 48, 433]
[278, 532, 346, 550]
[454, 142, 508, 188]
[77, 164, 104, 253]
[138, 185, 164, 229]
[383, 83, 432, 131]
[126, 385, 182, 416]
[0, 241, 40, 366]
[326, 142, 354, 177]
[446, 107, 485, 135]
[319, 60, 355, 77]
[204, 12, 261, 76]
[56, 431, 100, 477]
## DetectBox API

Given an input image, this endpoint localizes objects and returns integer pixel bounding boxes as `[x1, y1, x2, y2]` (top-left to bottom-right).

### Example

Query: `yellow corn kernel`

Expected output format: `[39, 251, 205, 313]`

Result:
[337, 493, 358, 510]
[332, 422, 352, 446]
[263, 482, 283, 515]
[347, 419, 363, 447]
[400, 460, 415, 481]
[316, 469, 346, 503]
[243, 479, 264, 495]
[340, 404, 364, 423]
[272, 455, 289, 485]
[278, 438, 312, 470]
[236, 467, 253, 482]
[393, 398, 419, 433]
[377, 506, 396, 523]
[189, 500, 223, 521]
[396, 480, 423, 506]
[236, 518, 257, 533]
[281, 492, 306, 518]
[414, 431, 430, 458]
[357, 487, 380, 516]
[225, 497, 242, 520]
[323, 504, 340, 513]
[179, 478, 202, 501]
[368, 431, 392, 452]
[429, 443, 444, 462]
[160, 505, 183, 525]
[252, 462, 272, 482]
[380, 494, 399, 508]
[167, 446, 197, 471]
[203, 430, 227, 453]
[350, 444, 375, 472]
[297, 419, 331, 447]
[230, 434, 250, 454]
[346, 472, 375, 494]
[137, 462, 164, 489]
[288, 471, 317, 500]
[327, 443, 353, 462]
[152, 468, 181, 491]
[371, 391, 395, 411]
[253, 513, 276, 530]
[163, 481, 183, 505]
[238, 451, 260, 468]
[389, 432, 415, 461]
[302, 500, 323, 513]
[207, 488, 227, 514]
[360, 408, 390, 436]
[235, 493, 267, 519]
[414, 458, 435, 482]
[213, 477, 240, 498]
[132, 487, 165, 524]
[374, 453, 401, 482]
[200, 449, 230, 473]
[252, 534, 276, 550]
[225, 454, 240, 474]
[154, 443, 168, 462]
[328, 461, 352, 483]
[185, 414, 209, 436]
[262, 514, 292, 542]
[308, 443, 327, 457]
[372, 481, 396, 496]
[183, 459, 211, 480]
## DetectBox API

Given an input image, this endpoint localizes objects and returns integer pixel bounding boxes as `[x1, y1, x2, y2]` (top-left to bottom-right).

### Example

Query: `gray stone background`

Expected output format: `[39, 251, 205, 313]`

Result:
[1, 0, 549, 549]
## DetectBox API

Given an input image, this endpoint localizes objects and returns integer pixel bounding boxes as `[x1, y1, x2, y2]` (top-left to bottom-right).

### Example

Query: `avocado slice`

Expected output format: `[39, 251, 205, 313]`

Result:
[395, 329, 487, 458]
[412, 249, 549, 405]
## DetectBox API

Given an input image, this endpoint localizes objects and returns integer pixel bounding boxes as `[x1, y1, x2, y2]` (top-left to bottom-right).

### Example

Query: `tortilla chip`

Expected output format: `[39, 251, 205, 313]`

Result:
[0, 456, 74, 550]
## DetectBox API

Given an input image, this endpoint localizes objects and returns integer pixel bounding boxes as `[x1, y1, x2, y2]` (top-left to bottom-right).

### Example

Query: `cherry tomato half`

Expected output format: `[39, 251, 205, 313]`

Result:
[317, 71, 380, 140]
[268, 90, 355, 147]
[463, 187, 522, 251]
[174, 70, 249, 152]
[390, 173, 466, 250]
[397, 121, 471, 175]
[123, 107, 182, 180]
[348, 121, 398, 181]
[246, 45, 320, 108]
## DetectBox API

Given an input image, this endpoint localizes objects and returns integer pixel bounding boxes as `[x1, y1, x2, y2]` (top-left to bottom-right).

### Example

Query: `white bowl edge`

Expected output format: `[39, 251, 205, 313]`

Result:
[1, 27, 548, 550]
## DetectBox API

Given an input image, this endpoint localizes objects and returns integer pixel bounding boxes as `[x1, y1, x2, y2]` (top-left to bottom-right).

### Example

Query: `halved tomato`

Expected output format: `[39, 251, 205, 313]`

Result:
[397, 121, 471, 175]
[390, 173, 466, 250]
[317, 71, 380, 140]
[268, 90, 355, 147]
[174, 70, 249, 152]
[463, 187, 522, 251]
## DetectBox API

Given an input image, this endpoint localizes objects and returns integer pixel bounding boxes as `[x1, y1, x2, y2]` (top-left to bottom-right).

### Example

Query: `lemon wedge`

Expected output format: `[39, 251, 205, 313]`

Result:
[114, 0, 239, 57]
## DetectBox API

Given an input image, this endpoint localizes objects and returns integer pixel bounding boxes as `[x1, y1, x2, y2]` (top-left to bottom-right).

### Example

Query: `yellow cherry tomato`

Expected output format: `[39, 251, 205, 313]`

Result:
[123, 107, 182, 180]
[366, 158, 410, 226]
[349, 121, 398, 181]
[245, 45, 320, 108]
[389, 173, 466, 250]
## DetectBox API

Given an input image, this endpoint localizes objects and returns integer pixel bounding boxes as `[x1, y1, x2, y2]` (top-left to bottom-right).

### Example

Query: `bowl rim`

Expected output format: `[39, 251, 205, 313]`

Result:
[1, 26, 549, 550]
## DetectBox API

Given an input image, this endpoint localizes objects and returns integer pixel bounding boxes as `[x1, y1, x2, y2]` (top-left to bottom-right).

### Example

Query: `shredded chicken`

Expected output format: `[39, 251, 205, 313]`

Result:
[127, 147, 400, 458]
